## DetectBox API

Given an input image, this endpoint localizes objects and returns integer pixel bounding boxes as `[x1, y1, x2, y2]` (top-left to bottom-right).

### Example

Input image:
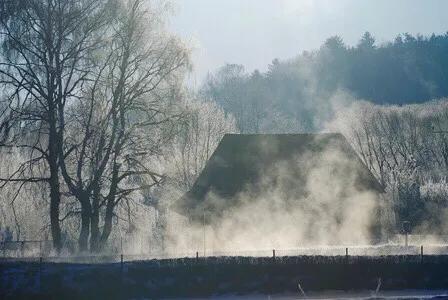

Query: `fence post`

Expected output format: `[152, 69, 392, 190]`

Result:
[39, 240, 42, 257]
[21, 241, 25, 257]
[2, 242, 5, 257]
[345, 247, 349, 263]
[39, 256, 43, 275]
[272, 249, 276, 261]
[420, 245, 423, 263]
[120, 254, 124, 274]
[119, 253, 124, 296]
[39, 256, 43, 291]
[196, 251, 199, 261]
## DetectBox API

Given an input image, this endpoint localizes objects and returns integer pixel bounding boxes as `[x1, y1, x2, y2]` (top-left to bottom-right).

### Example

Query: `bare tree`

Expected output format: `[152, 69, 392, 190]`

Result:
[58, 0, 190, 252]
[0, 0, 109, 252]
[166, 95, 237, 190]
[333, 100, 448, 231]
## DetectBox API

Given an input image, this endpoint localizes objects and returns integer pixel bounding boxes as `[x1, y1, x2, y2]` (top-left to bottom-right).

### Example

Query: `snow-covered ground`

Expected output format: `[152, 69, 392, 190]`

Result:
[3, 257, 448, 299]
[174, 290, 448, 299]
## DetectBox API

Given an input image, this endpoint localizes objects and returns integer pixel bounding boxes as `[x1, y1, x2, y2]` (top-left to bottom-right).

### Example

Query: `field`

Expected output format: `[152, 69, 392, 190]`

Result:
[2, 254, 448, 299]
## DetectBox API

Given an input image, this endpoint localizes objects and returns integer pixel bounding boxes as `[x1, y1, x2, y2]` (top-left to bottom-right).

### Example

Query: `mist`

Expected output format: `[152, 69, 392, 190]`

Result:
[165, 145, 385, 254]
[1, 0, 448, 258]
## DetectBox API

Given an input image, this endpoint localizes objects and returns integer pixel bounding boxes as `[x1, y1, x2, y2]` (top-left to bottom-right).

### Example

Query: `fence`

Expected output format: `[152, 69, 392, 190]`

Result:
[3, 240, 448, 264]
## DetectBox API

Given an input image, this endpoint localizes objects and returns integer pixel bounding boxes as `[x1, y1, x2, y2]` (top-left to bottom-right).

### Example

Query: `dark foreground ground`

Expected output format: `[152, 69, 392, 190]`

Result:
[2, 255, 448, 299]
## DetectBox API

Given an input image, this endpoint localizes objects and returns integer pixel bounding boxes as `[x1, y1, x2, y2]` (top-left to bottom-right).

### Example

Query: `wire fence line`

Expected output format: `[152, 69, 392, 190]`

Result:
[3, 240, 448, 264]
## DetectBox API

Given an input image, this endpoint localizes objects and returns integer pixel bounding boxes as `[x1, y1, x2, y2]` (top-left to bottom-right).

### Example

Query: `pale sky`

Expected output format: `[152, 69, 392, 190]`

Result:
[168, 0, 448, 85]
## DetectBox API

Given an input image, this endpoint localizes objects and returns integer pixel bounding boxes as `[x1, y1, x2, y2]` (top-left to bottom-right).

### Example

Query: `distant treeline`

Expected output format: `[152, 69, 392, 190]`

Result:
[202, 32, 448, 132]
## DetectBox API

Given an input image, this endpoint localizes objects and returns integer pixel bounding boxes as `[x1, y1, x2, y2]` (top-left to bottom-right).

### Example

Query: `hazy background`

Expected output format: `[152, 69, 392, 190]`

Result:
[169, 0, 448, 84]
[2, 0, 448, 255]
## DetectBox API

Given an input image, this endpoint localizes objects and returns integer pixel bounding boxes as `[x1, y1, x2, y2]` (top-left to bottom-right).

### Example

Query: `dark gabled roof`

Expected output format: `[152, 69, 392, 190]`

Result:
[174, 133, 384, 221]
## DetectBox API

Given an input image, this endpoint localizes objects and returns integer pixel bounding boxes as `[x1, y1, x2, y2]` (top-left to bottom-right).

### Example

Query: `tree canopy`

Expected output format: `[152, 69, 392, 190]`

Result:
[203, 32, 448, 132]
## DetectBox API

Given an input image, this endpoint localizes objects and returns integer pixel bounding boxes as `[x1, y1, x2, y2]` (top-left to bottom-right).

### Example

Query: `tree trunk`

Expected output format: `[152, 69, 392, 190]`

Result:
[98, 200, 114, 251]
[78, 194, 92, 252]
[98, 162, 120, 251]
[49, 167, 62, 253]
[89, 185, 101, 252]
[48, 109, 62, 253]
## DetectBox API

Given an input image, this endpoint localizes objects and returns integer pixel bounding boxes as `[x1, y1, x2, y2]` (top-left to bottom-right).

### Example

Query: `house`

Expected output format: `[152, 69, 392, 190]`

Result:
[174, 133, 386, 243]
